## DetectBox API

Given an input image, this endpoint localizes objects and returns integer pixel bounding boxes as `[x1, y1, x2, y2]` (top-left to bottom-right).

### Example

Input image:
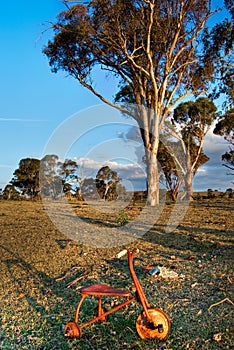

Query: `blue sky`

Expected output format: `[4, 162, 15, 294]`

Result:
[0, 0, 232, 192]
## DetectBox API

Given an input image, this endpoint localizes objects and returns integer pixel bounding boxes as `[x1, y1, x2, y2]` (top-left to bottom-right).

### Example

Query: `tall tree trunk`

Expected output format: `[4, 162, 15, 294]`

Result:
[184, 172, 193, 200]
[184, 158, 194, 200]
[146, 149, 159, 206]
[170, 187, 179, 202]
[76, 188, 83, 201]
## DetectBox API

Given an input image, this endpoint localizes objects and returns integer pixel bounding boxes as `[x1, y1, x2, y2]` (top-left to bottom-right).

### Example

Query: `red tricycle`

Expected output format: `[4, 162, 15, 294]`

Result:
[64, 248, 170, 340]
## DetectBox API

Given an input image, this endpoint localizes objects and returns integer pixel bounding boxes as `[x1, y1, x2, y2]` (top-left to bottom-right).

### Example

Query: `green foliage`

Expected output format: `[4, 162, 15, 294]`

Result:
[207, 188, 215, 199]
[44, 0, 213, 104]
[2, 184, 20, 200]
[80, 177, 97, 199]
[158, 141, 181, 201]
[225, 187, 233, 198]
[165, 97, 217, 199]
[222, 149, 234, 172]
[40, 155, 62, 199]
[173, 97, 218, 141]
[202, 0, 234, 106]
[10, 158, 40, 199]
[117, 209, 129, 226]
[43, 0, 217, 205]
[40, 155, 80, 199]
[58, 158, 79, 194]
[96, 166, 121, 201]
[5, 155, 81, 200]
[214, 108, 234, 144]
[214, 108, 234, 176]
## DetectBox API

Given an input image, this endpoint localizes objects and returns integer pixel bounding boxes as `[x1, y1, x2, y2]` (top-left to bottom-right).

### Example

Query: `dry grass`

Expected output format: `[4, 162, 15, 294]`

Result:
[0, 198, 233, 349]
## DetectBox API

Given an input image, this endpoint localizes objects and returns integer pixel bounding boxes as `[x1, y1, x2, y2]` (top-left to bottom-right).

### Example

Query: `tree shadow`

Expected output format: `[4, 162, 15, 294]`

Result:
[142, 222, 234, 260]
[0, 244, 80, 348]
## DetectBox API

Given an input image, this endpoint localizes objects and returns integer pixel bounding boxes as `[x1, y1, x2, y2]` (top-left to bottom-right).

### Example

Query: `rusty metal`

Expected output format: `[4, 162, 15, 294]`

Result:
[64, 321, 80, 338]
[136, 308, 170, 340]
[97, 295, 107, 322]
[127, 249, 150, 318]
[64, 249, 170, 340]
[79, 297, 136, 330]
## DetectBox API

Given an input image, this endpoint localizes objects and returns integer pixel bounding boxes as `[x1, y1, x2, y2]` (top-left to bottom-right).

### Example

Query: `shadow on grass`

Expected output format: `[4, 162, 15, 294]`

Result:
[0, 244, 80, 349]
[0, 244, 143, 349]
[142, 222, 234, 260]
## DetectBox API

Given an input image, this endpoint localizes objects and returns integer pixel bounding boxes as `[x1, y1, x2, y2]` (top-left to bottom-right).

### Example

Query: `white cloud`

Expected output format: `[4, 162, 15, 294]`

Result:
[203, 124, 229, 155]
[196, 168, 207, 173]
[73, 157, 146, 180]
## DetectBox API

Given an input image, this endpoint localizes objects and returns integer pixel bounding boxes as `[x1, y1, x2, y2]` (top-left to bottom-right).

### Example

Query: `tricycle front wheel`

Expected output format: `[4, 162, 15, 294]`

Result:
[136, 308, 170, 340]
[64, 321, 81, 338]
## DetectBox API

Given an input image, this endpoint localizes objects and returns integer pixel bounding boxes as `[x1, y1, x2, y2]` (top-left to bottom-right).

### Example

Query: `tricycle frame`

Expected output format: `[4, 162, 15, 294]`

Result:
[64, 248, 170, 340]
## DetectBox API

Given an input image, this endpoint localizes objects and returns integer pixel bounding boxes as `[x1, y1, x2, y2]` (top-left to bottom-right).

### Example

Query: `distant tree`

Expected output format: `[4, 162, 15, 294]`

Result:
[10, 158, 40, 198]
[80, 177, 97, 199]
[225, 187, 233, 198]
[58, 159, 79, 194]
[214, 108, 234, 177]
[40, 154, 62, 199]
[167, 97, 217, 199]
[158, 139, 209, 201]
[75, 161, 86, 201]
[207, 188, 215, 199]
[115, 183, 128, 201]
[44, 0, 217, 206]
[158, 142, 181, 201]
[2, 184, 20, 200]
[96, 166, 121, 201]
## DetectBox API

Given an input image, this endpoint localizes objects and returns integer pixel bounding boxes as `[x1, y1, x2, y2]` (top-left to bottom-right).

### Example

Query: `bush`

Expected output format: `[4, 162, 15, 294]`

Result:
[207, 189, 215, 199]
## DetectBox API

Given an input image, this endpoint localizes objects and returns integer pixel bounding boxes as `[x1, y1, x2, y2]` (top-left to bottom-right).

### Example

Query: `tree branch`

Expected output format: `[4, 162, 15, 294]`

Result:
[74, 72, 133, 117]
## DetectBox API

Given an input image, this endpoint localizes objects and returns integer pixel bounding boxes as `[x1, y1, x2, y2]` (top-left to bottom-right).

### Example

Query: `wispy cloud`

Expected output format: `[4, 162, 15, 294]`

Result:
[0, 118, 48, 122]
[0, 164, 14, 168]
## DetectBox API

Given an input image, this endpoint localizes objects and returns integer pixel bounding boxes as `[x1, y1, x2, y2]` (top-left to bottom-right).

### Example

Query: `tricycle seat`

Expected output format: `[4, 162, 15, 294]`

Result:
[80, 283, 131, 297]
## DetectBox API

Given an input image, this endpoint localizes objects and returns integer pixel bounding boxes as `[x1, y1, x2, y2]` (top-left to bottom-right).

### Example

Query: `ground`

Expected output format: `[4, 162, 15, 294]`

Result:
[0, 198, 233, 349]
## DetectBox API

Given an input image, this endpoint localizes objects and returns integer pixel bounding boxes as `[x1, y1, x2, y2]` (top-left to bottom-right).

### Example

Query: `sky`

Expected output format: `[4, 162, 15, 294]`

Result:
[0, 0, 232, 193]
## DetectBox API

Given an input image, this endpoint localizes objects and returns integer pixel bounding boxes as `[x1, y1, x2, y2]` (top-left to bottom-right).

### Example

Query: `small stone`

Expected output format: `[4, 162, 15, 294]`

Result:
[213, 332, 222, 342]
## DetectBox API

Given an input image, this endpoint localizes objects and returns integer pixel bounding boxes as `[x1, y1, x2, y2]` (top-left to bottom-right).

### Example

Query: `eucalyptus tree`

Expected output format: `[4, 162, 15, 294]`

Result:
[205, 0, 234, 178]
[214, 108, 234, 145]
[202, 0, 234, 107]
[96, 165, 121, 200]
[44, 0, 218, 205]
[2, 184, 20, 200]
[214, 108, 234, 175]
[10, 158, 40, 198]
[167, 97, 217, 199]
[58, 158, 79, 194]
[158, 140, 209, 201]
[40, 154, 62, 198]
[222, 150, 234, 175]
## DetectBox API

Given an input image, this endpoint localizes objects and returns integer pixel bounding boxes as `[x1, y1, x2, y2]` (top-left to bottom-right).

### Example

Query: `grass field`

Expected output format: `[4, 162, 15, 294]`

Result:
[0, 198, 233, 349]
